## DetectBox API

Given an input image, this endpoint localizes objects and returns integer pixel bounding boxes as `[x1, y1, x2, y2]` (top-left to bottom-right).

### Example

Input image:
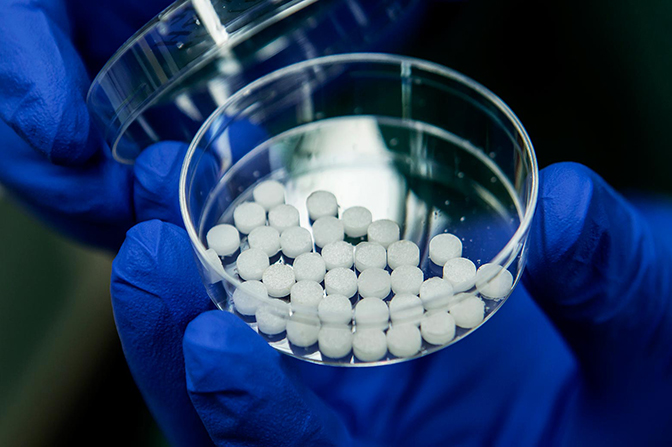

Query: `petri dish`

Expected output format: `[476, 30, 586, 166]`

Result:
[180, 53, 539, 366]
[86, 0, 421, 164]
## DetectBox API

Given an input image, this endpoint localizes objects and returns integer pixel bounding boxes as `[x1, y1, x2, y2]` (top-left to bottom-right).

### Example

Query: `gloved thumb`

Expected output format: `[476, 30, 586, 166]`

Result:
[183, 311, 352, 447]
[523, 162, 672, 391]
[111, 220, 214, 446]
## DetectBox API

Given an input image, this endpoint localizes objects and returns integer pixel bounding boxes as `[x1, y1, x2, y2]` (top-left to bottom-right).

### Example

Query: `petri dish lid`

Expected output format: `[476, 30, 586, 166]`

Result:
[87, 0, 421, 164]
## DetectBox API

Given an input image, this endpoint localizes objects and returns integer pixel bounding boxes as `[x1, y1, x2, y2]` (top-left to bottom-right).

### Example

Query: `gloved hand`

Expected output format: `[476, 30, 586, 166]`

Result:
[110, 161, 672, 446]
[0, 0, 171, 249]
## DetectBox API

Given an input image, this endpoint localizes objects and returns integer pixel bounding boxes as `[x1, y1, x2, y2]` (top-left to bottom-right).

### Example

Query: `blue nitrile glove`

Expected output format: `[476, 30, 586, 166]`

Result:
[111, 160, 672, 446]
[0, 0, 170, 249]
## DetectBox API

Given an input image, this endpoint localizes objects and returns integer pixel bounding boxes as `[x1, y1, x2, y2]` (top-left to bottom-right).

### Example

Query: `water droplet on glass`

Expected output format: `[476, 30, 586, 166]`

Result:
[444, 200, 450, 206]
[389, 138, 398, 147]
[489, 151, 496, 158]
[460, 216, 466, 222]
[177, 42, 184, 49]
[237, 186, 244, 192]
[252, 171, 260, 178]
[490, 177, 497, 183]
[194, 18, 201, 25]
[457, 172, 465, 179]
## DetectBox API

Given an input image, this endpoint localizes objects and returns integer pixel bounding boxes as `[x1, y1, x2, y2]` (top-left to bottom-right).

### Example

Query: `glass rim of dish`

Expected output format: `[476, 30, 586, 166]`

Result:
[179, 52, 539, 315]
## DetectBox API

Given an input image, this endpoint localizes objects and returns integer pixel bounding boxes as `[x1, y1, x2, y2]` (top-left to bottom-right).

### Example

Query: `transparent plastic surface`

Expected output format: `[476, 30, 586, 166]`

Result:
[180, 54, 538, 366]
[86, 0, 419, 163]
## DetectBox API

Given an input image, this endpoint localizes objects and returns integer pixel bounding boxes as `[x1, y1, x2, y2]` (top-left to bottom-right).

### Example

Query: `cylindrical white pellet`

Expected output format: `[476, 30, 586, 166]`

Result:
[318, 326, 353, 359]
[321, 241, 354, 270]
[233, 202, 266, 234]
[203, 248, 226, 283]
[318, 294, 353, 325]
[280, 226, 313, 258]
[286, 313, 320, 347]
[386, 324, 421, 358]
[357, 268, 391, 299]
[268, 204, 300, 233]
[386, 240, 420, 270]
[312, 216, 344, 248]
[255, 301, 289, 335]
[353, 329, 387, 362]
[247, 226, 280, 257]
[355, 242, 387, 272]
[253, 180, 285, 211]
[367, 219, 400, 249]
[420, 312, 456, 345]
[449, 295, 485, 328]
[306, 190, 338, 220]
[342, 206, 372, 238]
[419, 277, 454, 311]
[232, 280, 268, 316]
[443, 257, 477, 292]
[236, 248, 269, 281]
[429, 233, 462, 266]
[476, 263, 514, 300]
[324, 268, 358, 298]
[290, 280, 324, 310]
[354, 297, 389, 330]
[389, 294, 424, 326]
[262, 263, 295, 297]
[206, 224, 240, 257]
[293, 252, 326, 283]
[391, 265, 424, 295]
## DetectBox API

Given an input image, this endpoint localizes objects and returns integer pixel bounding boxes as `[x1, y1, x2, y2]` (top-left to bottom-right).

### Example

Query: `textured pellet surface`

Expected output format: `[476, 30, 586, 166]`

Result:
[324, 268, 358, 298]
[236, 248, 269, 281]
[280, 226, 313, 258]
[247, 226, 280, 257]
[318, 294, 353, 325]
[255, 301, 289, 335]
[312, 216, 344, 248]
[353, 329, 387, 362]
[268, 204, 300, 233]
[306, 190, 338, 220]
[476, 263, 514, 299]
[389, 294, 424, 326]
[387, 240, 420, 270]
[421, 312, 456, 345]
[262, 263, 295, 297]
[355, 242, 387, 272]
[232, 280, 268, 316]
[286, 314, 320, 347]
[206, 224, 240, 257]
[391, 265, 424, 296]
[321, 241, 354, 270]
[342, 206, 372, 238]
[386, 324, 421, 358]
[354, 297, 389, 330]
[443, 257, 476, 292]
[290, 280, 324, 309]
[293, 252, 326, 283]
[357, 268, 391, 299]
[367, 219, 400, 249]
[429, 233, 462, 266]
[318, 326, 353, 359]
[419, 277, 454, 311]
[233, 202, 266, 234]
[450, 295, 485, 328]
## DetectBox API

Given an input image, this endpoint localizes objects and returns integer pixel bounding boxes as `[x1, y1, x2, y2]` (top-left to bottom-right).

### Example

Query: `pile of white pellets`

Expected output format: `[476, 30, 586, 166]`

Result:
[206, 180, 514, 362]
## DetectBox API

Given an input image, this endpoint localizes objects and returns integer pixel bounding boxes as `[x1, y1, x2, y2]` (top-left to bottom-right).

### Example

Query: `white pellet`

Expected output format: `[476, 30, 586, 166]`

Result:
[286, 313, 320, 347]
[280, 226, 313, 258]
[290, 280, 324, 310]
[476, 263, 514, 300]
[449, 295, 485, 328]
[386, 240, 420, 270]
[247, 226, 280, 257]
[236, 248, 269, 281]
[390, 265, 424, 295]
[261, 263, 295, 297]
[355, 242, 387, 272]
[292, 252, 326, 283]
[342, 206, 372, 238]
[268, 204, 300, 233]
[253, 180, 285, 211]
[429, 233, 462, 266]
[321, 241, 354, 270]
[318, 326, 353, 359]
[255, 301, 289, 335]
[233, 202, 266, 234]
[203, 248, 226, 283]
[354, 297, 389, 330]
[306, 190, 338, 220]
[367, 219, 400, 249]
[232, 280, 268, 316]
[324, 268, 358, 298]
[386, 324, 421, 358]
[353, 329, 387, 362]
[420, 312, 456, 345]
[419, 277, 454, 311]
[357, 268, 391, 299]
[443, 257, 477, 292]
[318, 294, 353, 325]
[388, 294, 424, 326]
[206, 224, 240, 257]
[312, 216, 344, 248]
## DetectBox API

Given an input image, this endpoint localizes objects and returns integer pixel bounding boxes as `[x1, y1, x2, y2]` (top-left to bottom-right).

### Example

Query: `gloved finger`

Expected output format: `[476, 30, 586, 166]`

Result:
[111, 220, 214, 446]
[184, 311, 352, 447]
[133, 120, 269, 226]
[523, 162, 672, 390]
[0, 121, 133, 250]
[0, 0, 97, 164]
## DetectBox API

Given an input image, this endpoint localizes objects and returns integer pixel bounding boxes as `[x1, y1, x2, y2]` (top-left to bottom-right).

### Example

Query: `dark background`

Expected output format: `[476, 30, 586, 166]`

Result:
[1, 1, 669, 446]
